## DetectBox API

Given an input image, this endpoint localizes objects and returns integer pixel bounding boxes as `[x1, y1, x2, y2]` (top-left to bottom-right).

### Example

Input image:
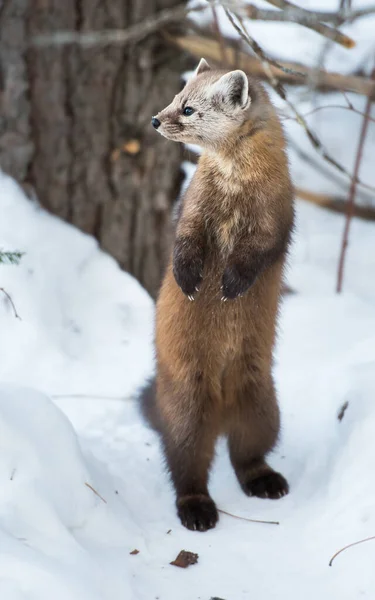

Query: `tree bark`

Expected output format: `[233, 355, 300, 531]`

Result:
[0, 0, 187, 297]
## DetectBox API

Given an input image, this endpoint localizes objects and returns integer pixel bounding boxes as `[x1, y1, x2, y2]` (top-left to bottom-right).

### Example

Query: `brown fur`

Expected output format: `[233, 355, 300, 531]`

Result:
[141, 65, 294, 531]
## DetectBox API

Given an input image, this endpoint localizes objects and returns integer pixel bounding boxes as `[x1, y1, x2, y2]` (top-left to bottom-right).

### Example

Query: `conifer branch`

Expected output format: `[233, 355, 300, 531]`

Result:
[0, 250, 24, 265]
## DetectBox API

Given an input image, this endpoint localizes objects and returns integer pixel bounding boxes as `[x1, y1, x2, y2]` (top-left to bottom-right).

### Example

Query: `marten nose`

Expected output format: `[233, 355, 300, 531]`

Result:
[151, 117, 161, 129]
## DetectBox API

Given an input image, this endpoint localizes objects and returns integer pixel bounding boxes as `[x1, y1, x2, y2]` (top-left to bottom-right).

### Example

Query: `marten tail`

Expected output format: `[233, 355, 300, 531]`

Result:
[138, 377, 162, 432]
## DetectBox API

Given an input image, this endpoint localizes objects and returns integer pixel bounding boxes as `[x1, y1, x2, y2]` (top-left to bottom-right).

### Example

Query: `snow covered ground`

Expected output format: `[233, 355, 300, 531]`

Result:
[1, 1, 375, 598]
[1, 168, 375, 600]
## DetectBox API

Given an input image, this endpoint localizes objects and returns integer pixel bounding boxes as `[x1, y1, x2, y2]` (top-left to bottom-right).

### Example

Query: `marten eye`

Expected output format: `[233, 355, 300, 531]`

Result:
[183, 106, 195, 116]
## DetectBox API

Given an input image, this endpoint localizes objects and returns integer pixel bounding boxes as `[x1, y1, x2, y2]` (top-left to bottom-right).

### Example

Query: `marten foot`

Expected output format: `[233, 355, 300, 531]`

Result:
[242, 471, 289, 499]
[177, 494, 218, 531]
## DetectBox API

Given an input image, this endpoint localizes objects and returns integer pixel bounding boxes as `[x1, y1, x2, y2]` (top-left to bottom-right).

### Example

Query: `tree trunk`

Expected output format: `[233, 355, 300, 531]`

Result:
[0, 0, 188, 297]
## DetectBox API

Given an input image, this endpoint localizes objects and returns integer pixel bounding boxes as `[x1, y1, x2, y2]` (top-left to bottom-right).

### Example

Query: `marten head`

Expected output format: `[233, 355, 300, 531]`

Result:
[151, 58, 267, 150]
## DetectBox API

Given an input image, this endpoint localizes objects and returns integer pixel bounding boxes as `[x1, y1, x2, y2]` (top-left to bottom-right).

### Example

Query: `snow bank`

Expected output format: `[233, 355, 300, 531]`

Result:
[0, 171, 154, 398]
[0, 385, 135, 600]
[0, 171, 156, 598]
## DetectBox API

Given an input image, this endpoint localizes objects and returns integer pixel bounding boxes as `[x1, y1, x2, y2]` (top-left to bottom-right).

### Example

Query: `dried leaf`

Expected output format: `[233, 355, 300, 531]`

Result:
[170, 550, 198, 568]
[130, 549, 140, 555]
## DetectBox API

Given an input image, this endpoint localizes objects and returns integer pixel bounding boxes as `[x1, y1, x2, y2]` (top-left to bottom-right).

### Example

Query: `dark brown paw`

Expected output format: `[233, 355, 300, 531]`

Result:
[177, 495, 218, 532]
[243, 471, 289, 499]
[173, 237, 204, 299]
[221, 263, 257, 300]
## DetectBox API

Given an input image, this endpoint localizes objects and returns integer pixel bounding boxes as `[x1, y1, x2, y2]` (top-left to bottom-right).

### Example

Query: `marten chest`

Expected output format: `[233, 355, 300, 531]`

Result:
[202, 188, 254, 257]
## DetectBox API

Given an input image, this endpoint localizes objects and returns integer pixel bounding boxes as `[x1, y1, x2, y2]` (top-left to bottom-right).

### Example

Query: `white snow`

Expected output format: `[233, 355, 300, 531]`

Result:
[1, 164, 375, 600]
[0, 2, 375, 597]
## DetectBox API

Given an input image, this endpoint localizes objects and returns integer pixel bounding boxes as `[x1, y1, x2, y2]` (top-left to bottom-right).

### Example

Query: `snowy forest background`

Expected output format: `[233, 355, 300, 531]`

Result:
[1, 1, 375, 599]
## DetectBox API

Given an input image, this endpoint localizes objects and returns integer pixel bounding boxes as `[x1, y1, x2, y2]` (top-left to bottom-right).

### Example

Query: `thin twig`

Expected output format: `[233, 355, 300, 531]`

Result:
[263, 0, 355, 47]
[218, 509, 280, 526]
[84, 482, 107, 504]
[288, 103, 375, 125]
[329, 535, 375, 566]
[211, 5, 229, 67]
[221, 8, 375, 193]
[336, 64, 375, 293]
[30, 2, 207, 48]
[0, 288, 21, 320]
[341, 90, 354, 110]
[224, 8, 307, 79]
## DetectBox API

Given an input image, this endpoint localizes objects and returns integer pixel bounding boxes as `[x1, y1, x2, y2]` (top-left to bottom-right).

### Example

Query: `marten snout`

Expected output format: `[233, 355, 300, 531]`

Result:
[151, 117, 161, 129]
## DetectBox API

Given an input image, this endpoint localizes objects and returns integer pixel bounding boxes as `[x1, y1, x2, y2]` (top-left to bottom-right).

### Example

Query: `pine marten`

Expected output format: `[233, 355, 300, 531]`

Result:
[141, 58, 294, 532]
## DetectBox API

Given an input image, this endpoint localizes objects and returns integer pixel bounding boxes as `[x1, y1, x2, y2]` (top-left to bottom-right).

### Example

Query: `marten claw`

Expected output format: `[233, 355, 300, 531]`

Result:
[188, 295, 195, 301]
[221, 296, 227, 302]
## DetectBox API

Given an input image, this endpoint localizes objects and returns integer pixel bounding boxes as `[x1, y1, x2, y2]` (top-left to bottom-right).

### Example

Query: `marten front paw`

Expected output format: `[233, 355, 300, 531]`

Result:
[173, 238, 204, 300]
[221, 263, 256, 300]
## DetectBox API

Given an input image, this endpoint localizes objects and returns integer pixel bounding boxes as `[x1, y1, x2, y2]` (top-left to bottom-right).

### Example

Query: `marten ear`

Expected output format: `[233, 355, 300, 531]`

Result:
[194, 58, 211, 77]
[210, 70, 250, 110]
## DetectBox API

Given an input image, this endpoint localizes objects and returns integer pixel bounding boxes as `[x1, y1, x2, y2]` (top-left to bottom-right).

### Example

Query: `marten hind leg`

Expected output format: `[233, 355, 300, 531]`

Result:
[157, 375, 220, 531]
[226, 372, 289, 499]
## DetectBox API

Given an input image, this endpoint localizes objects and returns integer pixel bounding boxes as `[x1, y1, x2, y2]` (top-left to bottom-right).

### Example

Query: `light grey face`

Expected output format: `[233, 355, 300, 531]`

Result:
[151, 59, 251, 149]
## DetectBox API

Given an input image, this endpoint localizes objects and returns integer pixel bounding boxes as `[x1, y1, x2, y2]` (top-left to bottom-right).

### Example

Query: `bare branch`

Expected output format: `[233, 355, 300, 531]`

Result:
[29, 0, 368, 50]
[0, 288, 21, 320]
[30, 2, 207, 48]
[297, 188, 375, 222]
[256, 0, 355, 47]
[336, 65, 375, 293]
[244, 3, 375, 24]
[171, 34, 375, 97]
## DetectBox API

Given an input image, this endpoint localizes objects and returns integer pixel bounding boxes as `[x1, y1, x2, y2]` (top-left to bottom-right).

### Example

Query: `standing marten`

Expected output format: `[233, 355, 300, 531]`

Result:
[141, 58, 294, 532]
